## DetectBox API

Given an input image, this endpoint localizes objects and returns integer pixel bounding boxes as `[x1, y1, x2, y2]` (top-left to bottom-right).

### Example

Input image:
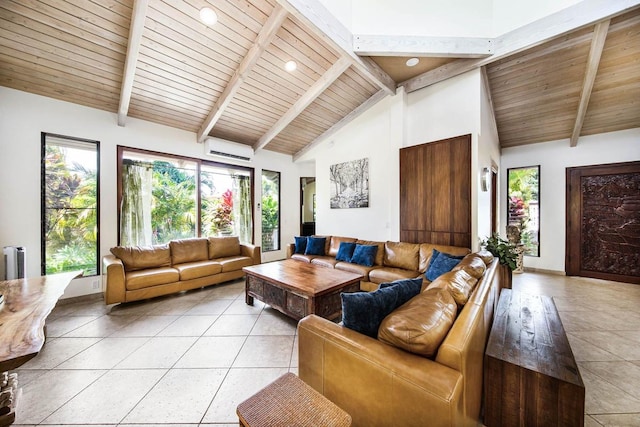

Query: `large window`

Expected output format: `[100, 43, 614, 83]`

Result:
[508, 166, 540, 256]
[261, 170, 280, 252]
[118, 147, 253, 246]
[42, 133, 99, 276]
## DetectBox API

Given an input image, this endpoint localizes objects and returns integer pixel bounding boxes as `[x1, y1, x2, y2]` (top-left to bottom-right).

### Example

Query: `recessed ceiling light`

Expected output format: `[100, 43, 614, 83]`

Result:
[199, 7, 218, 26]
[284, 60, 297, 72]
[406, 57, 420, 67]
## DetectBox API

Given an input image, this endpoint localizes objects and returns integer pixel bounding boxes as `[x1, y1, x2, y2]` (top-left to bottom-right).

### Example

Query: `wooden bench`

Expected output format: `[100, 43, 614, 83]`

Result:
[484, 289, 585, 427]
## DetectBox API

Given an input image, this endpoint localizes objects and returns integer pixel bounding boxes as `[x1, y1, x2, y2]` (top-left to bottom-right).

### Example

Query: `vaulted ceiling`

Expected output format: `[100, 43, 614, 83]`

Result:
[1, 0, 639, 159]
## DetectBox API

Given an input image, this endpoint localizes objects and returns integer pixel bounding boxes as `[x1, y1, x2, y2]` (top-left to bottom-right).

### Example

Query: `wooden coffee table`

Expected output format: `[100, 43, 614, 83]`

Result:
[243, 260, 362, 321]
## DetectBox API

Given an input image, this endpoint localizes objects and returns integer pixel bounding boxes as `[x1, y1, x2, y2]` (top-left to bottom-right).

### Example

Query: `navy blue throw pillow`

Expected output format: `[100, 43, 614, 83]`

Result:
[425, 249, 465, 281]
[350, 244, 378, 267]
[378, 277, 423, 305]
[336, 242, 357, 262]
[341, 286, 399, 337]
[294, 236, 307, 254]
[305, 236, 326, 256]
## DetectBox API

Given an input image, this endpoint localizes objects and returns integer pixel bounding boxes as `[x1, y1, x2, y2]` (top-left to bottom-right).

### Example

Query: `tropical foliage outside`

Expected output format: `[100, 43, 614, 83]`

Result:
[508, 166, 540, 256]
[261, 171, 280, 251]
[44, 143, 98, 276]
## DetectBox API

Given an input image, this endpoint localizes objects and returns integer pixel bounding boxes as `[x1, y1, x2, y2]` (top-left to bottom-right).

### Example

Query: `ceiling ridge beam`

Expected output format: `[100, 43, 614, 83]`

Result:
[292, 89, 387, 162]
[570, 20, 610, 147]
[117, 0, 149, 127]
[274, 0, 396, 95]
[399, 0, 640, 93]
[353, 35, 494, 58]
[196, 5, 288, 143]
[254, 56, 351, 152]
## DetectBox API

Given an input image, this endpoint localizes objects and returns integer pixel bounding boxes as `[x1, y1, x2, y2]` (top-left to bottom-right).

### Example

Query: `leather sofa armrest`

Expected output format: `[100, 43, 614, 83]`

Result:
[240, 243, 261, 265]
[103, 254, 126, 305]
[298, 315, 464, 426]
[286, 243, 295, 258]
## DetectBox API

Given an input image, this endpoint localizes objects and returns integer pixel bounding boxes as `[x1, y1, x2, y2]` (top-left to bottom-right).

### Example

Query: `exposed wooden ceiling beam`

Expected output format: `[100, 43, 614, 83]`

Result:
[274, 0, 396, 95]
[354, 35, 494, 58]
[117, 0, 148, 127]
[400, 0, 640, 93]
[254, 56, 351, 151]
[293, 89, 387, 162]
[480, 66, 500, 144]
[570, 20, 610, 147]
[196, 5, 288, 143]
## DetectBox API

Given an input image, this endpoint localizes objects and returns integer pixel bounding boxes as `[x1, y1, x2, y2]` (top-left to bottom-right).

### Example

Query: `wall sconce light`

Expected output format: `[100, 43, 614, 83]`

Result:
[481, 167, 491, 192]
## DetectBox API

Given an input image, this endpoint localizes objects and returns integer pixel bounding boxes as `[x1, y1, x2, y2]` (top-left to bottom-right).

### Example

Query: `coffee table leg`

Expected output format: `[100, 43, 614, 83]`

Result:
[246, 294, 254, 306]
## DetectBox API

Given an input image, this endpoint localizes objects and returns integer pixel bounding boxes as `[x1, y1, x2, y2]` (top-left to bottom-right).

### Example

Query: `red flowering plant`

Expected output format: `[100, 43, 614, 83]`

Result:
[211, 189, 233, 234]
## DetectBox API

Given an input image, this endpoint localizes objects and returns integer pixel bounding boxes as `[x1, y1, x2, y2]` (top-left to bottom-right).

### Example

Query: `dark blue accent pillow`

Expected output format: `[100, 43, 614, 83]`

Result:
[425, 249, 465, 281]
[336, 242, 357, 262]
[341, 286, 399, 337]
[305, 236, 326, 256]
[294, 236, 307, 254]
[378, 277, 423, 304]
[350, 244, 378, 267]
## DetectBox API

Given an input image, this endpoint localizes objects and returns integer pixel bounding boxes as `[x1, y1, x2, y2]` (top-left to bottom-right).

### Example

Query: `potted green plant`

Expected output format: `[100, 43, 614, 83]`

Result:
[481, 233, 517, 271]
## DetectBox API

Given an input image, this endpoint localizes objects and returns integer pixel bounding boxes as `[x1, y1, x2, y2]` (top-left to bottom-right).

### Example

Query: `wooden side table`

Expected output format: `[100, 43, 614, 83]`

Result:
[484, 289, 584, 426]
[237, 373, 351, 427]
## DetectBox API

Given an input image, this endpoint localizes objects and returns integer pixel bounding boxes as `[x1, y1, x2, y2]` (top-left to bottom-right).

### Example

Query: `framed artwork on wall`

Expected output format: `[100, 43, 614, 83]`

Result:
[329, 158, 369, 209]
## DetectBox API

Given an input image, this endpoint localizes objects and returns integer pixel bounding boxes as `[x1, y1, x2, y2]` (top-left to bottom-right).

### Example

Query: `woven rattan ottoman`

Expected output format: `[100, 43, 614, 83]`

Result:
[236, 373, 351, 427]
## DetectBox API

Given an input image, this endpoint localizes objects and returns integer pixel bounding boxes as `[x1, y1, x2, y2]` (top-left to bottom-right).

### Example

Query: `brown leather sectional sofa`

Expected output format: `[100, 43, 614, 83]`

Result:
[286, 235, 470, 290]
[297, 249, 505, 427]
[102, 236, 260, 304]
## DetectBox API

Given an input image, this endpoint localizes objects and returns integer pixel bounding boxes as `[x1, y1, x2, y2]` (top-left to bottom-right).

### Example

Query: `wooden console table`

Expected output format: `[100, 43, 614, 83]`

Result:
[484, 289, 584, 426]
[0, 271, 80, 426]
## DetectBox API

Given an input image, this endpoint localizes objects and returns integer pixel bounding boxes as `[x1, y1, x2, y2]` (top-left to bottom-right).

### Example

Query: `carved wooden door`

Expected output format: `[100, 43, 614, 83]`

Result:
[566, 161, 640, 284]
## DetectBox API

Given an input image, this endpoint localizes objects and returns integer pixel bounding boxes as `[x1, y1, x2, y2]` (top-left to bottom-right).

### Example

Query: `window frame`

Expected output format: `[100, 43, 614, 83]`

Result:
[261, 169, 281, 253]
[116, 146, 255, 245]
[41, 132, 100, 276]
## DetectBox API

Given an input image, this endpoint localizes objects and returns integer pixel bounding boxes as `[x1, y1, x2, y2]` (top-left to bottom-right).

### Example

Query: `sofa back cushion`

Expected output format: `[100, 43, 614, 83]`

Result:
[452, 253, 486, 279]
[170, 238, 209, 265]
[328, 236, 357, 257]
[427, 269, 478, 308]
[378, 288, 457, 357]
[384, 241, 420, 271]
[208, 236, 241, 259]
[110, 245, 171, 272]
[355, 239, 385, 266]
[419, 244, 470, 273]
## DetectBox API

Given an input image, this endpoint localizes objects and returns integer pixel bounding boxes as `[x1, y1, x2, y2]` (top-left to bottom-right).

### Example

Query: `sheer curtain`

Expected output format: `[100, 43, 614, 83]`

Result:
[120, 161, 153, 246]
[232, 173, 252, 244]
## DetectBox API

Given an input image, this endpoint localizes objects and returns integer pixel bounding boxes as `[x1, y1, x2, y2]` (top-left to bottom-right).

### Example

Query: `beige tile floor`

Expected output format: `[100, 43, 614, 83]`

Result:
[10, 272, 640, 426]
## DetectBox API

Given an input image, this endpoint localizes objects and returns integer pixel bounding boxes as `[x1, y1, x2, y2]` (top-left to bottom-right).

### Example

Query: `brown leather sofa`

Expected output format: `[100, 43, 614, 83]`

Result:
[286, 236, 470, 291]
[298, 250, 504, 427]
[103, 236, 260, 304]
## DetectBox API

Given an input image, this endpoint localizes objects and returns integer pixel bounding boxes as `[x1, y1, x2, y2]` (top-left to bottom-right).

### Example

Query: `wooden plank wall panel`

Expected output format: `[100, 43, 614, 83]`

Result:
[582, 10, 640, 136]
[488, 27, 593, 147]
[400, 135, 471, 248]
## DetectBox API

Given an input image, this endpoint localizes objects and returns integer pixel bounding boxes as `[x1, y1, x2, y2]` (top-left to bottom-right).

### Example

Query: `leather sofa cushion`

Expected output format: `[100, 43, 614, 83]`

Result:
[175, 260, 222, 281]
[335, 262, 377, 281]
[419, 244, 470, 273]
[311, 257, 339, 268]
[110, 245, 171, 272]
[378, 288, 457, 357]
[218, 256, 254, 272]
[355, 240, 385, 266]
[170, 238, 209, 265]
[452, 254, 486, 279]
[427, 269, 478, 307]
[369, 267, 420, 284]
[328, 236, 357, 257]
[476, 249, 495, 265]
[291, 253, 314, 263]
[384, 241, 420, 271]
[125, 267, 179, 290]
[208, 236, 241, 259]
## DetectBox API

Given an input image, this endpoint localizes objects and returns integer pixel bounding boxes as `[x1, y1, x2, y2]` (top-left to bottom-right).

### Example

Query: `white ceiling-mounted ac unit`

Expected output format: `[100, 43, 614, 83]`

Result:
[205, 137, 254, 162]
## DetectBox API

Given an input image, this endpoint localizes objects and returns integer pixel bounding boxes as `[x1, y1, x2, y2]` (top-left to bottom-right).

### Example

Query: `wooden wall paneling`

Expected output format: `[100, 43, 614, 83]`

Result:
[400, 134, 471, 248]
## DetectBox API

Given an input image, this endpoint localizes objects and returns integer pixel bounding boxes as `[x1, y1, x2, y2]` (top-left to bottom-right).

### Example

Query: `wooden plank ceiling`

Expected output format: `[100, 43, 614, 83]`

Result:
[0, 1, 639, 154]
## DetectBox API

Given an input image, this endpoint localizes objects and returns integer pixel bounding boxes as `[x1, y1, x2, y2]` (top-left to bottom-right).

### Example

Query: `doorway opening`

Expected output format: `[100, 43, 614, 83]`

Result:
[300, 177, 316, 236]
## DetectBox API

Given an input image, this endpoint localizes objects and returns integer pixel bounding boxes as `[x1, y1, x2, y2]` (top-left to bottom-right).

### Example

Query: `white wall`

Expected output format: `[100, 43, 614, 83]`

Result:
[0, 87, 310, 298]
[501, 128, 640, 272]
